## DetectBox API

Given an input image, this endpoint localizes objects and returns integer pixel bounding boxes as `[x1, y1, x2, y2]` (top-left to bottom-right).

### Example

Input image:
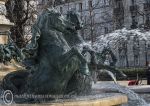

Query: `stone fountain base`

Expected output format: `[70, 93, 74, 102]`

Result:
[0, 66, 127, 106]
[0, 69, 128, 106]
[0, 93, 127, 106]
[36, 94, 127, 106]
[128, 85, 150, 93]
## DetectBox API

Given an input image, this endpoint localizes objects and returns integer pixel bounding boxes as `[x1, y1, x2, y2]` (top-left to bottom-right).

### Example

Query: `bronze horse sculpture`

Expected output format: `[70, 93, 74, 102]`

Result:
[2, 8, 126, 100]
[2, 8, 92, 96]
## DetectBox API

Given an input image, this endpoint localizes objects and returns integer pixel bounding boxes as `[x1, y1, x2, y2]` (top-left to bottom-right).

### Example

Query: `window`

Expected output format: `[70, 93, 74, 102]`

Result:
[104, 0, 106, 5]
[79, 3, 83, 11]
[145, 0, 150, 3]
[88, 0, 93, 9]
[104, 27, 109, 34]
[131, 0, 136, 5]
[134, 55, 139, 66]
[115, 0, 123, 8]
[60, 7, 63, 13]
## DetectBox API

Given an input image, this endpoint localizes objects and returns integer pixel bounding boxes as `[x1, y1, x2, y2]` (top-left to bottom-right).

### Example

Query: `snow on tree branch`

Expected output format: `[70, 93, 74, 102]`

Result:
[82, 28, 150, 53]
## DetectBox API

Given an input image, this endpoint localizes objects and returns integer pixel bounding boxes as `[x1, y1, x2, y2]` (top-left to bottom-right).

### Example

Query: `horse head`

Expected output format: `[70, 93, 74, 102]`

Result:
[45, 8, 75, 32]
[66, 11, 83, 30]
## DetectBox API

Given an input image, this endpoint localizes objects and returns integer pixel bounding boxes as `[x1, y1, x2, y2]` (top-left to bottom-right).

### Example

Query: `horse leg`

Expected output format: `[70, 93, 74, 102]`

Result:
[2, 70, 29, 94]
[65, 70, 92, 95]
[53, 48, 92, 95]
[58, 47, 90, 75]
[56, 54, 92, 95]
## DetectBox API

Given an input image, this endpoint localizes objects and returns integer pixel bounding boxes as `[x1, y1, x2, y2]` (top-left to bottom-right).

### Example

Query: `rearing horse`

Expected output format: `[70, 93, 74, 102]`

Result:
[2, 8, 91, 95]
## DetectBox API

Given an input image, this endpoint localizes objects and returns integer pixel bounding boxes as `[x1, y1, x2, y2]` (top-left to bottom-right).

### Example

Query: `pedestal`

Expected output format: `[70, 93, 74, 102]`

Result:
[0, 0, 13, 44]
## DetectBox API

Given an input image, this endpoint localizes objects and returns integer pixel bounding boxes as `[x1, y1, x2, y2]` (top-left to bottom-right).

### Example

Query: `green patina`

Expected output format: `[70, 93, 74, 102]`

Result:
[2, 8, 126, 100]
[2, 8, 92, 96]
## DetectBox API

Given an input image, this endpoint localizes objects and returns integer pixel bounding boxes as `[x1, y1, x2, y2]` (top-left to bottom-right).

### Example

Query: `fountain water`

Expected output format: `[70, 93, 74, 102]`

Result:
[93, 68, 149, 106]
[99, 69, 117, 84]
[83, 41, 148, 105]
[115, 84, 148, 106]
[93, 81, 148, 106]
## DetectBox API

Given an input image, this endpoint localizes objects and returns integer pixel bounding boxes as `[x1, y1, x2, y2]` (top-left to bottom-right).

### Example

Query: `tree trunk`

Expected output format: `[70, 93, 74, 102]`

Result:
[6, 0, 27, 48]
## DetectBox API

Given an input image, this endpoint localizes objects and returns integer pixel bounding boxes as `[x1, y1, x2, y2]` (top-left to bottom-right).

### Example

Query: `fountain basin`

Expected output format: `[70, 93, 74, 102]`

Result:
[0, 66, 128, 106]
[128, 85, 150, 93]
[0, 94, 127, 106]
[0, 70, 128, 106]
[42, 95, 127, 106]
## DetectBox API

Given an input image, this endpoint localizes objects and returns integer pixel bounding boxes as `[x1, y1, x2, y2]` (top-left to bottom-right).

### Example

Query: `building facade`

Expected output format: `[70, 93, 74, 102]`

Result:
[56, 0, 113, 40]
[36, 0, 150, 68]
[37, 0, 150, 37]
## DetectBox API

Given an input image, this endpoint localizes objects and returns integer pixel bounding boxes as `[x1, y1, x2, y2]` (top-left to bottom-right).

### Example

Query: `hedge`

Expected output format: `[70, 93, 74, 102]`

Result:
[97, 68, 147, 81]
[118, 68, 146, 80]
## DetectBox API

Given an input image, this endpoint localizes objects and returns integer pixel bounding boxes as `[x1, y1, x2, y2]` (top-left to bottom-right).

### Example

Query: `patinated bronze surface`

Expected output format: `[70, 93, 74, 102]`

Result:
[2, 8, 126, 99]
[2, 8, 91, 96]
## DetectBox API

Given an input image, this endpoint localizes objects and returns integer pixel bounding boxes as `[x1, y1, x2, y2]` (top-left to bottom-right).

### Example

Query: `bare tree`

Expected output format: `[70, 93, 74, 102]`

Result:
[5, 0, 37, 48]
